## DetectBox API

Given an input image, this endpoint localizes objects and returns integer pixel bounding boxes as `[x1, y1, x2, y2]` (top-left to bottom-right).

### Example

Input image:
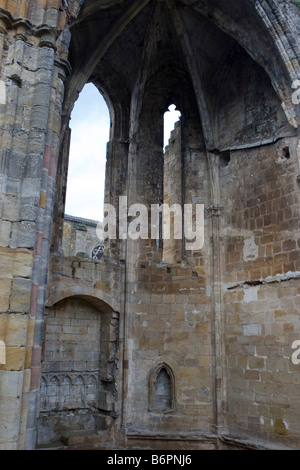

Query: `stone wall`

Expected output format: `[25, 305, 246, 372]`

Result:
[62, 214, 103, 260]
[222, 136, 300, 448]
[0, 0, 299, 451]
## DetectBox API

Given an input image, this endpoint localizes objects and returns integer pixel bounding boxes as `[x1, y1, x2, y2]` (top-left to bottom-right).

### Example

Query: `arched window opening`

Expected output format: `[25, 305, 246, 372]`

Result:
[65, 83, 110, 222]
[163, 104, 182, 264]
[163, 104, 181, 151]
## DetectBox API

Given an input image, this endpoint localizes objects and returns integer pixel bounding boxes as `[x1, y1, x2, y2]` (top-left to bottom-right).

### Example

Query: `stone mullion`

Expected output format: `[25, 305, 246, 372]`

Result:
[0, 19, 6, 65]
[0, 35, 52, 449]
[207, 152, 227, 441]
[0, 36, 35, 248]
[23, 57, 64, 450]
[104, 139, 128, 260]
[0, 37, 64, 449]
[44, 0, 60, 28]
[0, 23, 8, 222]
[0, 28, 34, 449]
[0, 40, 24, 184]
[50, 124, 70, 254]
[28, 0, 47, 26]
[15, 48, 51, 447]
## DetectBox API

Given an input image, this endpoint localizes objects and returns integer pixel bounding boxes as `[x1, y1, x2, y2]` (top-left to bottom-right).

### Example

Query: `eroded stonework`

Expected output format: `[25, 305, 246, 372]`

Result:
[0, 0, 300, 451]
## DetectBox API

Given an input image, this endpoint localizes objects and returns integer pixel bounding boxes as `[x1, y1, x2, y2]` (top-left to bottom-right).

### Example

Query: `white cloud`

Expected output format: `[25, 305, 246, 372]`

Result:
[65, 169, 106, 221]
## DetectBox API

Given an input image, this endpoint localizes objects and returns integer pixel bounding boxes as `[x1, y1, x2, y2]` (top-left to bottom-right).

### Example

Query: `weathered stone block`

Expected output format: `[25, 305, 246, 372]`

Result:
[0, 220, 12, 247]
[0, 279, 11, 312]
[13, 250, 33, 278]
[11, 222, 36, 248]
[5, 314, 28, 346]
[0, 250, 14, 279]
[10, 278, 32, 312]
[0, 370, 24, 398]
[2, 196, 19, 222]
[0, 395, 21, 441]
[1, 347, 26, 371]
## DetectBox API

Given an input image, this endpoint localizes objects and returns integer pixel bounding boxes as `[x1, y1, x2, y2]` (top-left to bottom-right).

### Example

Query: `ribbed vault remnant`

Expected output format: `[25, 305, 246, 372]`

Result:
[64, 0, 298, 149]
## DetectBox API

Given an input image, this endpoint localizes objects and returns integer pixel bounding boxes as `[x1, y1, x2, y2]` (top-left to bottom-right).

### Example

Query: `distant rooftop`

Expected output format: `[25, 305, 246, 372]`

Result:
[64, 214, 99, 227]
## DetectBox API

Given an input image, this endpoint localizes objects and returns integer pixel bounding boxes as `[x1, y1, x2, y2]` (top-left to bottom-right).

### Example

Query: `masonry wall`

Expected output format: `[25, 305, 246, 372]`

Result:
[0, 0, 299, 451]
[222, 136, 300, 448]
[62, 215, 101, 259]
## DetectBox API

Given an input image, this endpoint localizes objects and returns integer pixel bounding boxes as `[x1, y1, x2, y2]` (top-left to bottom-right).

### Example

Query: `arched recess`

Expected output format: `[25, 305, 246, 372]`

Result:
[148, 363, 176, 412]
[51, 80, 114, 254]
[37, 294, 119, 446]
[132, 61, 205, 262]
[46, 285, 120, 314]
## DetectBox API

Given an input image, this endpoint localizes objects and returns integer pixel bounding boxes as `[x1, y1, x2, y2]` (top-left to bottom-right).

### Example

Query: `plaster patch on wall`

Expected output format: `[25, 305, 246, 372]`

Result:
[243, 235, 258, 262]
[0, 340, 6, 364]
[243, 323, 262, 336]
[184, 309, 207, 328]
[0, 80, 6, 105]
[244, 286, 259, 303]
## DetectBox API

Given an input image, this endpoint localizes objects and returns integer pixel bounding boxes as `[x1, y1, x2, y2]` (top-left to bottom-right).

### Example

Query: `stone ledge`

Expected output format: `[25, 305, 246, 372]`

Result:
[61, 429, 111, 447]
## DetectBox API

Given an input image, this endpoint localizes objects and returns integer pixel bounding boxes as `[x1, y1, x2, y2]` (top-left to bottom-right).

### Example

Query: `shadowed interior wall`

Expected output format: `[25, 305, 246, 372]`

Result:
[221, 136, 300, 447]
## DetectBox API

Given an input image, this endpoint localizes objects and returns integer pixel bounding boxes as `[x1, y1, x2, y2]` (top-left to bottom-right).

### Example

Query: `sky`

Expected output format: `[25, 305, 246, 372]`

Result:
[65, 83, 181, 221]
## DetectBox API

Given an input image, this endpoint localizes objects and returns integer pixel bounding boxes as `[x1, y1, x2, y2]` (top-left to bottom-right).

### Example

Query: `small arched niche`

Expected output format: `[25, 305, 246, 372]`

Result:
[149, 363, 176, 412]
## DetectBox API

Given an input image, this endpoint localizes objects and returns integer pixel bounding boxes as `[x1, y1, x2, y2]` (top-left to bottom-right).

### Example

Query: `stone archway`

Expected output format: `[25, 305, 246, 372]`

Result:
[37, 295, 119, 447]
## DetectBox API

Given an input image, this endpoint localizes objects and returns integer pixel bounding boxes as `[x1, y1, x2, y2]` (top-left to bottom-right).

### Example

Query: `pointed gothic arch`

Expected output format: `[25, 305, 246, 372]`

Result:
[149, 363, 176, 412]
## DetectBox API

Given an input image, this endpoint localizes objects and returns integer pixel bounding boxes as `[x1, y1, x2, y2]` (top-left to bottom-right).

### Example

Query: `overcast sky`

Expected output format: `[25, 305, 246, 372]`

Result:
[65, 83, 181, 221]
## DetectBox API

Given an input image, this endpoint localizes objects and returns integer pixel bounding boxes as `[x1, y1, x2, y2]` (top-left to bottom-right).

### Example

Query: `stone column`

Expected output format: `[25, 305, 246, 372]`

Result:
[206, 151, 227, 440]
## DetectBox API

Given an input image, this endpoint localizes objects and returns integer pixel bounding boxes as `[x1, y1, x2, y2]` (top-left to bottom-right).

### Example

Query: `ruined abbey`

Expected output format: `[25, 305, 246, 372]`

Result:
[0, 0, 300, 451]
